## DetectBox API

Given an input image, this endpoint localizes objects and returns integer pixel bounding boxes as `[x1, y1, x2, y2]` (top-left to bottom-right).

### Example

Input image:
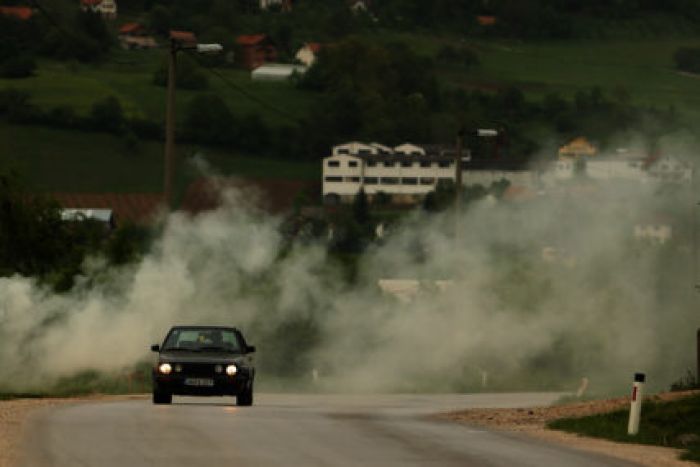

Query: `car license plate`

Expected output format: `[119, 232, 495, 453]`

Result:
[184, 378, 214, 387]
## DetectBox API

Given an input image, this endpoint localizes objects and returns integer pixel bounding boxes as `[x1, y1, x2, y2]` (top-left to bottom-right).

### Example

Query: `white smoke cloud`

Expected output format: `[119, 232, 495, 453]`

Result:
[0, 170, 697, 395]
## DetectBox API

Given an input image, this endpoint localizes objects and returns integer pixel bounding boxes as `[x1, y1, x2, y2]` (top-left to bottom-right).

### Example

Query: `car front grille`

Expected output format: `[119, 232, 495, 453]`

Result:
[177, 363, 217, 376]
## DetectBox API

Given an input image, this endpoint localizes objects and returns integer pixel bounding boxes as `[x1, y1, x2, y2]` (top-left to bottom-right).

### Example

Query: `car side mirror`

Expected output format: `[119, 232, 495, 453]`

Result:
[247, 345, 256, 353]
[151, 344, 160, 352]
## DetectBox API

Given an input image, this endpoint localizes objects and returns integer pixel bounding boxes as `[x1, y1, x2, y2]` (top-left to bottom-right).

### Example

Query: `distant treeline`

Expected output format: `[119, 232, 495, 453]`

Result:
[112, 0, 700, 40]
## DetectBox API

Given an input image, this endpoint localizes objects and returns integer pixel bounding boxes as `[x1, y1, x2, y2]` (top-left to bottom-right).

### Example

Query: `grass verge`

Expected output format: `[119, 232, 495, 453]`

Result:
[548, 393, 700, 462]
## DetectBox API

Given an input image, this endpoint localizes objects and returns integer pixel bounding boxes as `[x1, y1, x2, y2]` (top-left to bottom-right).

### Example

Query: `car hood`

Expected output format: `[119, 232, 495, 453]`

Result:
[159, 351, 244, 363]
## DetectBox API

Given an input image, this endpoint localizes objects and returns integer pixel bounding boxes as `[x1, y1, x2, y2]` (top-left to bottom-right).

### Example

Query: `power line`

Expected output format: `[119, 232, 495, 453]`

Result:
[183, 50, 301, 125]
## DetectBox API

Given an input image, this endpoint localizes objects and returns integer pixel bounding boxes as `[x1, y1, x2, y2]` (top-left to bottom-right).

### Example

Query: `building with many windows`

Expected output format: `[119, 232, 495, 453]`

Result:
[322, 142, 536, 204]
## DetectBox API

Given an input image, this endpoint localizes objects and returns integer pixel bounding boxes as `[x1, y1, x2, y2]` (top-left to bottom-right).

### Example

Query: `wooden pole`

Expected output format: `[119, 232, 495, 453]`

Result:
[696, 328, 700, 383]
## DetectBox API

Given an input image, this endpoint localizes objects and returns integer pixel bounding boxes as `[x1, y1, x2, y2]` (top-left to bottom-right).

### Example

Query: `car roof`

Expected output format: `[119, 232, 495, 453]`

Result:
[169, 325, 239, 332]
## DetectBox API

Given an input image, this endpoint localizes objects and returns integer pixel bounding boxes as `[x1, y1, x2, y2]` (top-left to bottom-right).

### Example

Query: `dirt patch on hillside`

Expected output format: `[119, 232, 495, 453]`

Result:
[440, 390, 700, 467]
[0, 395, 147, 467]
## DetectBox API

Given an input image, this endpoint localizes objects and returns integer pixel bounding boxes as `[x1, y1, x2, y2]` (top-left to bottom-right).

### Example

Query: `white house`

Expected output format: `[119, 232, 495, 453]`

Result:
[251, 63, 307, 81]
[634, 222, 672, 244]
[322, 142, 536, 204]
[295, 43, 321, 67]
[548, 151, 692, 184]
[80, 0, 117, 19]
[259, 0, 291, 10]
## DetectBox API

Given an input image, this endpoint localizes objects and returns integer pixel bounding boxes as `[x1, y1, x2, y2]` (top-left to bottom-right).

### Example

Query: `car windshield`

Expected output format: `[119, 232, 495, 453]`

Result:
[162, 328, 242, 353]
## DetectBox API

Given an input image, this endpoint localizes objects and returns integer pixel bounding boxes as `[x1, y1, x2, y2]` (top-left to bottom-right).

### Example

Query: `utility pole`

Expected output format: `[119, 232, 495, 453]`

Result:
[162, 38, 222, 210]
[164, 39, 177, 210]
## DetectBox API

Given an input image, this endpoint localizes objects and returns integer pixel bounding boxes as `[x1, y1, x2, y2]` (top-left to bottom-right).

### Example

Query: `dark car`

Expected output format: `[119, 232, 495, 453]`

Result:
[150, 326, 256, 406]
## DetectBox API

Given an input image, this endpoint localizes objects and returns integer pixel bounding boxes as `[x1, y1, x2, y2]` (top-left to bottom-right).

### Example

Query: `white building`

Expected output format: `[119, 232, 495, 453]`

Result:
[251, 63, 307, 81]
[295, 43, 321, 67]
[634, 223, 672, 244]
[80, 0, 117, 19]
[548, 149, 693, 185]
[322, 142, 535, 204]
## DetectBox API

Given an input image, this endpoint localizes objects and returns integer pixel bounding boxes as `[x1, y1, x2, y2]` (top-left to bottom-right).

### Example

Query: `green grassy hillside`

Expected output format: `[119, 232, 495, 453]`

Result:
[0, 123, 318, 195]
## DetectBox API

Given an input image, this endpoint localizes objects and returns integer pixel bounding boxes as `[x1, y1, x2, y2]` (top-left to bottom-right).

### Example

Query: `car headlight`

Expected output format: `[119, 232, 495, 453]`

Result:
[158, 363, 172, 375]
[225, 364, 237, 376]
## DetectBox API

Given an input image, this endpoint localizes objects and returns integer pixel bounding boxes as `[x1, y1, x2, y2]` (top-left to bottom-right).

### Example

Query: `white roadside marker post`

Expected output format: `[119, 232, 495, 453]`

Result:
[627, 373, 645, 436]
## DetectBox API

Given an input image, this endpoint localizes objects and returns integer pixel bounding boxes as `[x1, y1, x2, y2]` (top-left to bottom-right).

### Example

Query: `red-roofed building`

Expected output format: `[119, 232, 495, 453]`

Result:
[235, 34, 277, 70]
[0, 6, 33, 21]
[476, 15, 497, 26]
[80, 0, 117, 19]
[170, 30, 197, 47]
[295, 42, 322, 66]
[50, 193, 164, 225]
[119, 22, 157, 49]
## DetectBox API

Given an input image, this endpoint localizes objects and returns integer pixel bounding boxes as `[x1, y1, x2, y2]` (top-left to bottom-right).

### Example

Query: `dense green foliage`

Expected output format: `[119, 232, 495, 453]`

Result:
[0, 174, 152, 290]
[549, 394, 700, 462]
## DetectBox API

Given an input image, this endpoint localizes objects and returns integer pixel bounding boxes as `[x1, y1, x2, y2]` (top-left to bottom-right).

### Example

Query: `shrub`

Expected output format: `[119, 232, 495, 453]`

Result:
[0, 55, 36, 78]
[674, 47, 700, 74]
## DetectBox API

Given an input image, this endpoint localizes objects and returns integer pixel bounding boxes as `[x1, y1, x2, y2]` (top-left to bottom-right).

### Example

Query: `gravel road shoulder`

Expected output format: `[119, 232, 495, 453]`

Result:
[0, 395, 147, 467]
[439, 390, 700, 467]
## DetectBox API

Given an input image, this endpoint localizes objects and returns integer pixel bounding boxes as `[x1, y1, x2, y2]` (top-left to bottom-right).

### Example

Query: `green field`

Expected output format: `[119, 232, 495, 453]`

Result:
[0, 123, 319, 195]
[373, 33, 700, 120]
[0, 49, 315, 126]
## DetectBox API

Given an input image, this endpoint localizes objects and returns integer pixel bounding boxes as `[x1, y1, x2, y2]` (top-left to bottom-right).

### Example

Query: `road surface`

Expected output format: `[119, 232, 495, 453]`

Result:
[20, 393, 638, 467]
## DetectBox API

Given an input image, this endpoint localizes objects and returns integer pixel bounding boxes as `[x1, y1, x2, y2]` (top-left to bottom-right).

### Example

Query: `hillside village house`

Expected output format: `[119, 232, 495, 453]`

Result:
[295, 42, 322, 66]
[252, 63, 307, 81]
[259, 0, 292, 10]
[118, 22, 157, 49]
[0, 6, 33, 20]
[550, 147, 693, 184]
[80, 0, 117, 19]
[558, 137, 598, 159]
[322, 142, 537, 204]
[170, 30, 197, 47]
[236, 34, 277, 70]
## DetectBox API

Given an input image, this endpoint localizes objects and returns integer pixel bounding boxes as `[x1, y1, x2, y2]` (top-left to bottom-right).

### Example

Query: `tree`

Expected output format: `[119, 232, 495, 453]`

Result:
[183, 94, 234, 145]
[90, 96, 126, 134]
[0, 55, 36, 78]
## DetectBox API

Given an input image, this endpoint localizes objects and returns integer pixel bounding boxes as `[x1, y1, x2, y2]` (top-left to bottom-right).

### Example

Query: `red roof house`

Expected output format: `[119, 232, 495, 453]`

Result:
[119, 22, 145, 35]
[169, 30, 197, 47]
[235, 34, 277, 70]
[0, 6, 33, 21]
[477, 15, 497, 26]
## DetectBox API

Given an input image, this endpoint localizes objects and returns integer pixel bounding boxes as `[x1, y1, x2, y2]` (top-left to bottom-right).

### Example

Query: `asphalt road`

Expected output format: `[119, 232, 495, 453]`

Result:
[21, 393, 639, 467]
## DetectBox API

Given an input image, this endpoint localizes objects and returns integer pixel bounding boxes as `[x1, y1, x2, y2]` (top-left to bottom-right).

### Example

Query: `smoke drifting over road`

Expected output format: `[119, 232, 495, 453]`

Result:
[0, 173, 697, 394]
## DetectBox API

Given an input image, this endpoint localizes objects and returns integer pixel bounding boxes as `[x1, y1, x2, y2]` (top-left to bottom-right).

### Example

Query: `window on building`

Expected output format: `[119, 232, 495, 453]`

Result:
[337, 149, 349, 155]
[401, 161, 413, 168]
[324, 176, 343, 182]
[402, 177, 418, 185]
[359, 149, 371, 155]
[380, 177, 399, 185]
[438, 161, 452, 168]
[384, 161, 395, 168]
[327, 160, 340, 168]
[420, 161, 432, 168]
[420, 178, 435, 185]
[367, 161, 377, 167]
[364, 177, 378, 184]
[349, 161, 358, 167]
[346, 176, 361, 183]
